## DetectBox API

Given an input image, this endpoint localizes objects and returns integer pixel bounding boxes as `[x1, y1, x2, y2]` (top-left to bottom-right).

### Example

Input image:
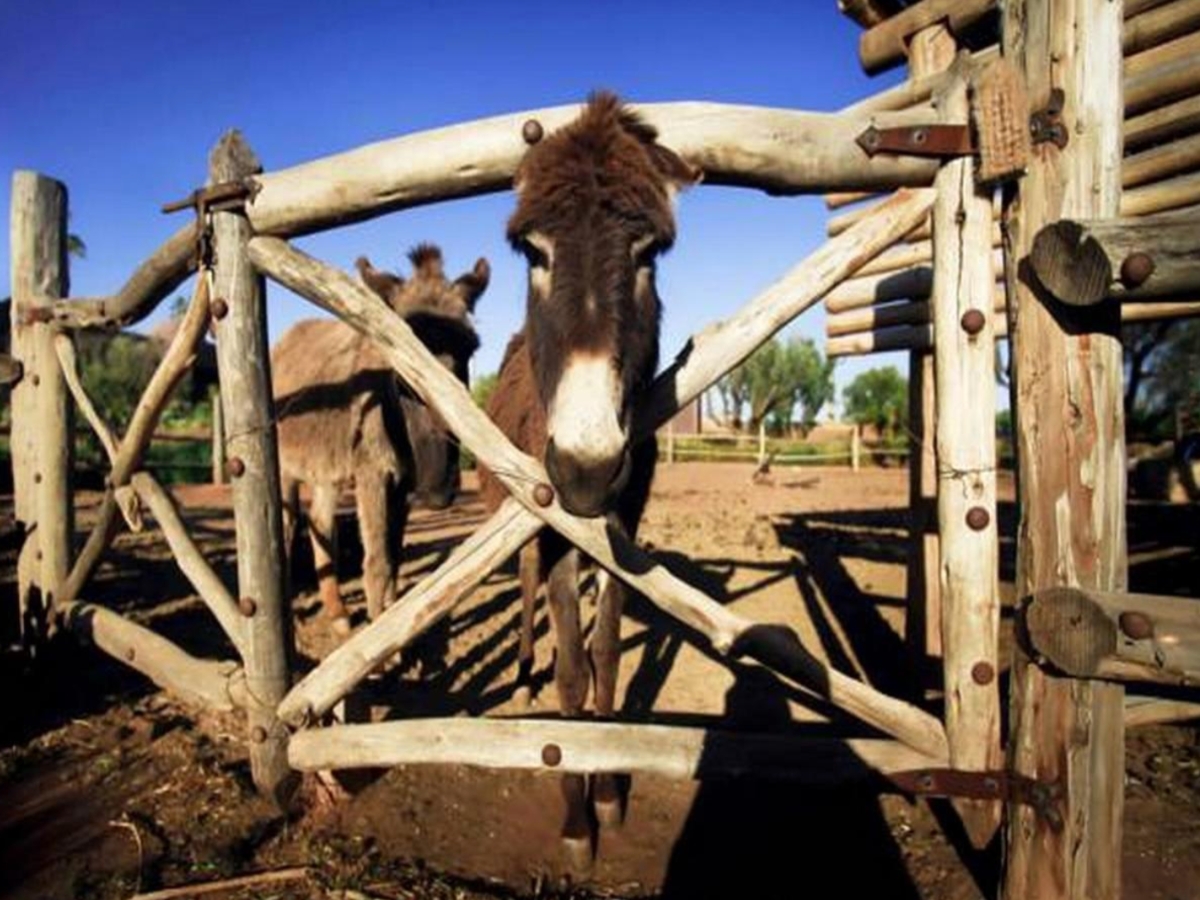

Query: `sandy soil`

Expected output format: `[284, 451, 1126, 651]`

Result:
[1, 462, 1198, 899]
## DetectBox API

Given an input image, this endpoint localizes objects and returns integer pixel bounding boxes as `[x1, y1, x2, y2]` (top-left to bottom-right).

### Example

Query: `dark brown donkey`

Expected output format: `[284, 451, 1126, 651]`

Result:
[479, 93, 699, 863]
[273, 245, 488, 633]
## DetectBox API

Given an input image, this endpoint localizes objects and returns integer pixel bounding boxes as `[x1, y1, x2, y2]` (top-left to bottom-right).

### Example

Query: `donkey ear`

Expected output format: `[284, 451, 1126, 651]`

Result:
[649, 143, 703, 194]
[455, 257, 490, 311]
[355, 256, 404, 301]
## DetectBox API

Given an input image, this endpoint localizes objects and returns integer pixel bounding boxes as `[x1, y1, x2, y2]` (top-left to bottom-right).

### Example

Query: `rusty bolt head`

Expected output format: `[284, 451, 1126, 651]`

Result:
[960, 308, 987, 337]
[1119, 610, 1154, 641]
[211, 297, 230, 320]
[971, 661, 995, 685]
[1120, 252, 1155, 289]
[533, 483, 555, 507]
[226, 457, 246, 478]
[966, 506, 991, 531]
[238, 596, 257, 617]
[541, 743, 562, 767]
[251, 725, 268, 744]
[522, 119, 544, 145]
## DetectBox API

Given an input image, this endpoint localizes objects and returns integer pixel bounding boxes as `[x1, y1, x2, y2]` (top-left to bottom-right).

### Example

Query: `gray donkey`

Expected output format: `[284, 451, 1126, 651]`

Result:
[272, 245, 488, 634]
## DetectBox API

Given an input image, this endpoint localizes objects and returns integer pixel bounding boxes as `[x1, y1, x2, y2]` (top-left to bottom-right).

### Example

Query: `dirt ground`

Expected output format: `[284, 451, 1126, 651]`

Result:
[2, 462, 1198, 899]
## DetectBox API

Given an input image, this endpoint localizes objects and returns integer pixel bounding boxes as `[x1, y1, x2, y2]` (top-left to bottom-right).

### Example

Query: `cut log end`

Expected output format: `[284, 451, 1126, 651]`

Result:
[1021, 587, 1118, 678]
[1029, 221, 1114, 306]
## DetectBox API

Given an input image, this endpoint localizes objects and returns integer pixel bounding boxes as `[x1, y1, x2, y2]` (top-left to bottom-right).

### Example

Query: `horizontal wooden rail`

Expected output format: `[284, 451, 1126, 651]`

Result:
[858, 0, 997, 76]
[251, 235, 948, 760]
[245, 103, 943, 237]
[289, 718, 947, 777]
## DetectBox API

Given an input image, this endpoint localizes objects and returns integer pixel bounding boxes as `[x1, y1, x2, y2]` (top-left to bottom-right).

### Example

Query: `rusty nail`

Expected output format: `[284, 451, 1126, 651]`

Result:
[34, 472, 42, 484]
[251, 725, 268, 744]
[971, 661, 995, 685]
[211, 297, 229, 320]
[1119, 252, 1155, 289]
[226, 457, 246, 478]
[917, 772, 935, 791]
[533, 483, 555, 507]
[1118, 611, 1154, 641]
[522, 119, 544, 145]
[125, 647, 136, 662]
[36, 549, 43, 561]
[31, 373, 41, 387]
[541, 743, 562, 767]
[966, 506, 991, 530]
[982, 776, 1000, 793]
[239, 596, 257, 617]
[960, 308, 986, 336]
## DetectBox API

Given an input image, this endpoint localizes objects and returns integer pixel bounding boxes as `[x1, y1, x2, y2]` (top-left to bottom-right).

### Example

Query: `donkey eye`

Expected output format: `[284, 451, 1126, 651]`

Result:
[519, 233, 552, 270]
[631, 235, 660, 268]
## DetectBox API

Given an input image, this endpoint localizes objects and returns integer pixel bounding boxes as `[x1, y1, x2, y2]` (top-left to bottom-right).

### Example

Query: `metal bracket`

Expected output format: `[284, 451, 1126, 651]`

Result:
[1029, 88, 1068, 149]
[856, 124, 975, 159]
[163, 178, 260, 270]
[889, 768, 1064, 831]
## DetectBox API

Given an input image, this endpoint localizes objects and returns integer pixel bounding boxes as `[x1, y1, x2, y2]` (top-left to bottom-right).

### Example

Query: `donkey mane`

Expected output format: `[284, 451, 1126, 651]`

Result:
[507, 91, 695, 250]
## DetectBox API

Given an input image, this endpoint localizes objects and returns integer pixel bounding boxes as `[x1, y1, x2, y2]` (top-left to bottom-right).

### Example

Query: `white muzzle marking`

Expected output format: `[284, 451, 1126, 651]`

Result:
[547, 354, 625, 466]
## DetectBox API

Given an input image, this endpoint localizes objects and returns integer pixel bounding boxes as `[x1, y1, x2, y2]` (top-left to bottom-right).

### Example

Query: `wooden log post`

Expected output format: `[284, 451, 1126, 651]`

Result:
[9, 172, 73, 645]
[1001, 2, 1128, 898]
[929, 62, 1004, 848]
[903, 25, 952, 697]
[208, 132, 294, 807]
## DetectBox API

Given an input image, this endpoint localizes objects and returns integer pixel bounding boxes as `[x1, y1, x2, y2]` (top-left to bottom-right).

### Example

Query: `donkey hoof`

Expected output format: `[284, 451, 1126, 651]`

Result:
[331, 615, 353, 637]
[561, 834, 593, 874]
[594, 797, 623, 828]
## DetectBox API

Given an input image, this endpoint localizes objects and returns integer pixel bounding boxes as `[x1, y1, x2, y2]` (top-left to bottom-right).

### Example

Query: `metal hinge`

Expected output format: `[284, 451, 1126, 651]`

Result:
[856, 124, 976, 159]
[889, 768, 1064, 831]
[1029, 88, 1068, 149]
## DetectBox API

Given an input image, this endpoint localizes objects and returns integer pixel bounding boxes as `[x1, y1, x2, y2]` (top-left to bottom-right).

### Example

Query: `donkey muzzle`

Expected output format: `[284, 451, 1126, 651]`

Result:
[544, 439, 631, 518]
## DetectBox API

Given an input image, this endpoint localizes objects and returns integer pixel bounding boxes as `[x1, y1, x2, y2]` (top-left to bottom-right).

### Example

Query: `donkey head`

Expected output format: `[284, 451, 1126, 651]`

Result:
[356, 244, 488, 509]
[507, 92, 700, 517]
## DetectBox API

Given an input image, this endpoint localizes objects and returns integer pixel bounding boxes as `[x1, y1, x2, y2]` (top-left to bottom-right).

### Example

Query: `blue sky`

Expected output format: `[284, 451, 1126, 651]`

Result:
[1, 0, 912, 418]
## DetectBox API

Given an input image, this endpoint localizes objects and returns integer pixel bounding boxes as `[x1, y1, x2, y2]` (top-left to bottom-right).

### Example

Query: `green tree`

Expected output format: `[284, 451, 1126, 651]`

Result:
[720, 337, 836, 434]
[843, 366, 908, 439]
[1124, 319, 1200, 440]
[471, 371, 499, 410]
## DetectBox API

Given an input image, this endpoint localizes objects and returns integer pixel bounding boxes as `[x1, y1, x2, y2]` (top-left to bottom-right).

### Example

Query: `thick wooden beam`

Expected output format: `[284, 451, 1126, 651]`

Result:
[289, 718, 947, 779]
[1125, 38, 1200, 115]
[1029, 207, 1200, 305]
[929, 64, 1003, 848]
[1125, 695, 1200, 727]
[245, 104, 944, 237]
[1022, 587, 1200, 686]
[58, 599, 247, 712]
[209, 132, 293, 806]
[250, 236, 949, 760]
[10, 172, 73, 644]
[838, 0, 904, 29]
[1124, 0, 1200, 55]
[1000, 2, 1127, 898]
[1125, 93, 1200, 151]
[859, 0, 998, 76]
[1123, 130, 1200, 189]
[51, 223, 198, 330]
[1120, 170, 1200, 216]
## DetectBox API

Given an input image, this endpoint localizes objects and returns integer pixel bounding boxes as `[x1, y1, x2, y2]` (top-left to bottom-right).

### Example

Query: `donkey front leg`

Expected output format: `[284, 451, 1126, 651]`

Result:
[308, 482, 351, 636]
[514, 539, 540, 707]
[545, 542, 591, 869]
[590, 566, 626, 827]
[356, 469, 401, 622]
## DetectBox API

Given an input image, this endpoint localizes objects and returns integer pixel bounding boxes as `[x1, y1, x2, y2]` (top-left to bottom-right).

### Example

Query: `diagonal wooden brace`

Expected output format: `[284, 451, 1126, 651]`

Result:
[253, 222, 948, 760]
